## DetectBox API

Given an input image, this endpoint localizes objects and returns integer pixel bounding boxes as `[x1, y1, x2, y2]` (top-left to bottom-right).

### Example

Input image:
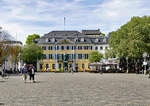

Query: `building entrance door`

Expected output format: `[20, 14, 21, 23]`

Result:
[63, 62, 68, 72]
[63, 54, 69, 72]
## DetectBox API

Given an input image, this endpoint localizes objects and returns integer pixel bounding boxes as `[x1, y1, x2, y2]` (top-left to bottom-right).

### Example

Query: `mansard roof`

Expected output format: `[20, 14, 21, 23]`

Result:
[37, 30, 108, 45]
[44, 30, 81, 37]
[82, 29, 101, 35]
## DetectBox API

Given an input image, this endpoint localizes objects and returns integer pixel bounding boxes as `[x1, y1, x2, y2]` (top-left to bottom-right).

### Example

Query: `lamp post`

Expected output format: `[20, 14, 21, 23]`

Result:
[73, 38, 77, 72]
[126, 57, 128, 73]
[17, 53, 21, 72]
[63, 52, 66, 72]
[143, 52, 147, 74]
[73, 39, 76, 72]
[55, 45, 58, 72]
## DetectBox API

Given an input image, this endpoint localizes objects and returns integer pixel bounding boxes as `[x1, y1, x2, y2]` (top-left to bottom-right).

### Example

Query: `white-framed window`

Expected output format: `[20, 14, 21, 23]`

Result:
[95, 38, 98, 42]
[95, 46, 98, 50]
[81, 38, 84, 42]
[51, 38, 55, 42]
[52, 64, 55, 69]
[100, 46, 103, 50]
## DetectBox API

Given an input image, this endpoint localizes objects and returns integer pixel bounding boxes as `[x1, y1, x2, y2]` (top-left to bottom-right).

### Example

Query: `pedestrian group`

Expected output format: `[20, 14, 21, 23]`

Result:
[22, 64, 35, 83]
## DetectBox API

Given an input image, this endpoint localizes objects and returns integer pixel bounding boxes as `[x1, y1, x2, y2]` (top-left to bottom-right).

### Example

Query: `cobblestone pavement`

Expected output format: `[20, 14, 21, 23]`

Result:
[0, 73, 150, 106]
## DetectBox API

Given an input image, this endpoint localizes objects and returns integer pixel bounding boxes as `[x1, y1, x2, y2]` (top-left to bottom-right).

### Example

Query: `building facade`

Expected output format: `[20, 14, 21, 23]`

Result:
[36, 29, 109, 72]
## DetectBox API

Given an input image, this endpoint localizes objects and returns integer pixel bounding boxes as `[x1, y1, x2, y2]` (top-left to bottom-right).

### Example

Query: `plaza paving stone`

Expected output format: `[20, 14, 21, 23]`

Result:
[0, 73, 150, 106]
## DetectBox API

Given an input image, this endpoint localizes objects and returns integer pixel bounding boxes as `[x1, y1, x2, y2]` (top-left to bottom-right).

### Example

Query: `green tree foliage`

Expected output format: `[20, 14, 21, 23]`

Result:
[9, 45, 22, 63]
[0, 43, 9, 65]
[26, 34, 40, 45]
[21, 44, 43, 64]
[108, 16, 150, 72]
[101, 33, 105, 36]
[0, 43, 22, 65]
[89, 51, 103, 63]
[105, 49, 116, 59]
[109, 16, 150, 58]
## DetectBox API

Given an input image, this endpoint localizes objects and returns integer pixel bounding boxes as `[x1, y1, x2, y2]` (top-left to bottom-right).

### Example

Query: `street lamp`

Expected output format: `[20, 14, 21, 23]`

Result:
[143, 52, 148, 74]
[126, 57, 128, 73]
[54, 41, 59, 72]
[17, 53, 21, 72]
[55, 45, 58, 72]
[73, 38, 77, 72]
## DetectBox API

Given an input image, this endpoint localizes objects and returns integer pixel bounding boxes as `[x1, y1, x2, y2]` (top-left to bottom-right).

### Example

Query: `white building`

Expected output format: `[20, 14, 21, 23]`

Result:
[0, 27, 23, 73]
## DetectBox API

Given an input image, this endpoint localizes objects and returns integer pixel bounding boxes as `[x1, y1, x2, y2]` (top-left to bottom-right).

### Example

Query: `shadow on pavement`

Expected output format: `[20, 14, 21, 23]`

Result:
[0, 80, 6, 83]
[0, 103, 5, 105]
[24, 81, 44, 84]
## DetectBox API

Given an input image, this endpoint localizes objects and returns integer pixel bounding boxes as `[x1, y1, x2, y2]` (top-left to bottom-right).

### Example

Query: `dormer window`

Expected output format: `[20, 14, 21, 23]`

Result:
[103, 38, 106, 42]
[95, 46, 98, 50]
[95, 38, 98, 42]
[51, 38, 55, 42]
[81, 38, 84, 42]
[98, 39, 103, 42]
[74, 38, 78, 42]
[46, 38, 49, 42]
[100, 46, 103, 50]
[55, 39, 57, 42]
[48, 38, 51, 42]
[77, 39, 80, 42]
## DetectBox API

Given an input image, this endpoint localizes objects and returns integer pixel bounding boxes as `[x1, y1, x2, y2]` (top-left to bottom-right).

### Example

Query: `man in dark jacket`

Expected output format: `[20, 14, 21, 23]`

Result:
[28, 64, 35, 83]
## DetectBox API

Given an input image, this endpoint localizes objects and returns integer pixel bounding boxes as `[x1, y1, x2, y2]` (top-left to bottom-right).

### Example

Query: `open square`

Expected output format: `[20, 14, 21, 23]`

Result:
[0, 73, 150, 106]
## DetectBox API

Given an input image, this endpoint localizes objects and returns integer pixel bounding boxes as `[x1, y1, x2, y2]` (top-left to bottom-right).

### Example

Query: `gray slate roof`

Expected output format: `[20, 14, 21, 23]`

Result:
[37, 30, 108, 45]
[82, 29, 101, 35]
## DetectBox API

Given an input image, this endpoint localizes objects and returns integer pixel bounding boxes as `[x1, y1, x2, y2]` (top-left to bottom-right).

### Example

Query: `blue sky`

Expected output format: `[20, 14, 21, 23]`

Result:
[0, 0, 150, 44]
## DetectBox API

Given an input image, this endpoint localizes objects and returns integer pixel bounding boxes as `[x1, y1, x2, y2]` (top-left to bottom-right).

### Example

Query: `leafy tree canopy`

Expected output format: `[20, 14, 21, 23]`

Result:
[105, 49, 116, 59]
[0, 43, 8, 65]
[26, 34, 40, 45]
[21, 43, 43, 64]
[108, 16, 150, 58]
[89, 51, 103, 63]
[0, 43, 22, 65]
[101, 33, 105, 36]
[9, 45, 22, 63]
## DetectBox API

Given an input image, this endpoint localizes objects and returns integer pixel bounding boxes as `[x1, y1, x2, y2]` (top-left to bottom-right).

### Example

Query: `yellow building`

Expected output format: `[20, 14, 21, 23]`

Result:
[35, 30, 109, 72]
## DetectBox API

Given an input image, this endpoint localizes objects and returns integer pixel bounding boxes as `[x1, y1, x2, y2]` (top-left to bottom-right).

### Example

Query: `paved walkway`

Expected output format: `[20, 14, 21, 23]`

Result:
[0, 73, 150, 106]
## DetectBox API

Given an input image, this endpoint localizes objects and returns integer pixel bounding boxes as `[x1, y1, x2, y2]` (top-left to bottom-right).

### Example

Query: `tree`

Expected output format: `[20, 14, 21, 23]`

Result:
[101, 33, 105, 36]
[26, 34, 40, 45]
[21, 44, 43, 65]
[109, 16, 150, 57]
[0, 42, 22, 66]
[89, 51, 103, 63]
[0, 43, 9, 65]
[108, 16, 150, 72]
[9, 45, 22, 64]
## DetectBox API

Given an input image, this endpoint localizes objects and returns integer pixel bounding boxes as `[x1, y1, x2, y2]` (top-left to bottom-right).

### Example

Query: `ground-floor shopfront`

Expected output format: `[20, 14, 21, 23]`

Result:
[38, 59, 89, 72]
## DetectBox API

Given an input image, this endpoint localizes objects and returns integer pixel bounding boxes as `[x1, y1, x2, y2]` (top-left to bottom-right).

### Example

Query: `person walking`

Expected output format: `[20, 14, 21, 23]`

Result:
[148, 68, 150, 79]
[28, 64, 35, 83]
[71, 67, 73, 74]
[22, 64, 28, 83]
[1, 68, 5, 80]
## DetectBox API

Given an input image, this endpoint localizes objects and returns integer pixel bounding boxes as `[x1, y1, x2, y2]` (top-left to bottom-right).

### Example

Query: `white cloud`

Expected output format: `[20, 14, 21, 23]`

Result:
[94, 0, 150, 33]
[0, 0, 150, 44]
